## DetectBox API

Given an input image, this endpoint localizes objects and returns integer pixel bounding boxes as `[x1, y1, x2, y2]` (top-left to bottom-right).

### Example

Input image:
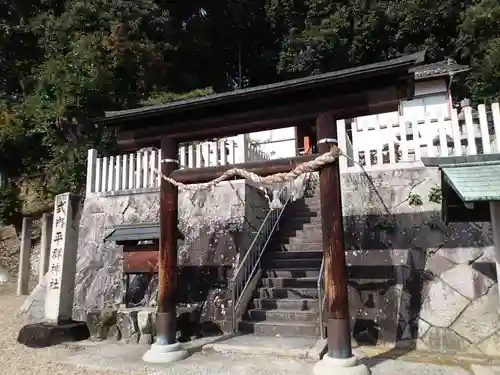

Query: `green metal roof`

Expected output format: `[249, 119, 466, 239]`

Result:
[103, 222, 185, 244]
[103, 223, 160, 243]
[442, 162, 500, 203]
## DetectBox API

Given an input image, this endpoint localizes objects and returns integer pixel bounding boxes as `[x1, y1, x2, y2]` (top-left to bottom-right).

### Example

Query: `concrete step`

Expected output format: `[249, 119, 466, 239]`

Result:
[256, 287, 319, 299]
[263, 268, 320, 278]
[253, 298, 319, 311]
[238, 320, 320, 337]
[263, 258, 322, 269]
[248, 308, 319, 322]
[261, 277, 317, 288]
[267, 251, 322, 261]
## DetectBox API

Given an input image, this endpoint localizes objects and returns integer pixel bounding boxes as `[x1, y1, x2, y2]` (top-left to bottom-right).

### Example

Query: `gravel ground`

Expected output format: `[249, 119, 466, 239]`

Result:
[0, 281, 484, 375]
[0, 281, 314, 375]
[0, 282, 121, 375]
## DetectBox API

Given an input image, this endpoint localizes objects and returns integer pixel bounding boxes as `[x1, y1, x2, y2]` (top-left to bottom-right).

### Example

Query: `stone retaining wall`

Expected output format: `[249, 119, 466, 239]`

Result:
[341, 167, 498, 356]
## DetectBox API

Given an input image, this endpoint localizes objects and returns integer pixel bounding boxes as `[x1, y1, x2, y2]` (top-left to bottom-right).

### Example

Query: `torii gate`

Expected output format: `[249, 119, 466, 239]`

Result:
[95, 52, 423, 375]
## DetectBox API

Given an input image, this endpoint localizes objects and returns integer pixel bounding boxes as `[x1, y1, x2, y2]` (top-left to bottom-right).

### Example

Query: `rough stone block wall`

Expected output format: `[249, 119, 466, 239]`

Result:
[341, 167, 498, 356]
[72, 180, 269, 323]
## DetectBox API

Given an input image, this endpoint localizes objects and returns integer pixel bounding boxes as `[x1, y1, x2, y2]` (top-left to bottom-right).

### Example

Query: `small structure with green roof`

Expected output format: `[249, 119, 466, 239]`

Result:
[422, 154, 500, 305]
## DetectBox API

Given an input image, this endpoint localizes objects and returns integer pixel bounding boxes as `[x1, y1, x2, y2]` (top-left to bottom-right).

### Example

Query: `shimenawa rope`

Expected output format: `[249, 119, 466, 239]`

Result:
[154, 145, 341, 191]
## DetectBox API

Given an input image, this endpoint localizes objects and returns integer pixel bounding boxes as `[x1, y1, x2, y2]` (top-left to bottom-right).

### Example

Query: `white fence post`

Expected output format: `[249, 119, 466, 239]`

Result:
[336, 120, 348, 171]
[227, 140, 236, 164]
[142, 151, 150, 188]
[179, 146, 186, 169]
[195, 144, 203, 167]
[86, 149, 98, 195]
[187, 145, 195, 168]
[451, 108, 462, 156]
[135, 151, 142, 188]
[234, 134, 247, 163]
[101, 156, 108, 193]
[128, 153, 135, 189]
[122, 154, 128, 190]
[150, 149, 157, 187]
[114, 155, 122, 191]
[108, 156, 115, 193]
[492, 103, 500, 153]
[478, 104, 491, 154]
[463, 105, 477, 155]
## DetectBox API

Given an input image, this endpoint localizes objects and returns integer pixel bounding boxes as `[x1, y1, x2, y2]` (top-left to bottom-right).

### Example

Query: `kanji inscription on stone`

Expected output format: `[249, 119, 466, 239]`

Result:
[44, 192, 82, 324]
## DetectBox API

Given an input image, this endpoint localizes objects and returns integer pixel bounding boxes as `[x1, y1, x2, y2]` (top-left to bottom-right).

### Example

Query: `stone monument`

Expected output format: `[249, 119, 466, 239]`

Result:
[17, 193, 90, 347]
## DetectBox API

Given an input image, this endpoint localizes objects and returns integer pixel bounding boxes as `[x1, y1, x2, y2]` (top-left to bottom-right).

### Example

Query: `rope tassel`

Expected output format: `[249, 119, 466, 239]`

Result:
[269, 190, 283, 210]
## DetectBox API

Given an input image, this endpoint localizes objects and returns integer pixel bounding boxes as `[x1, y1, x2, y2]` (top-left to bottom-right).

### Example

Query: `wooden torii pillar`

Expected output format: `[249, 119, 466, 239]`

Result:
[142, 137, 189, 363]
[313, 113, 370, 375]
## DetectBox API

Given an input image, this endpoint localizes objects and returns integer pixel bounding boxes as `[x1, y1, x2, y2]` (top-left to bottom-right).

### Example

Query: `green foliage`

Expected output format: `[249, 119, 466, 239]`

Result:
[428, 186, 443, 204]
[141, 88, 214, 106]
[0, 0, 499, 219]
[0, 183, 22, 226]
[408, 192, 423, 207]
[456, 0, 500, 101]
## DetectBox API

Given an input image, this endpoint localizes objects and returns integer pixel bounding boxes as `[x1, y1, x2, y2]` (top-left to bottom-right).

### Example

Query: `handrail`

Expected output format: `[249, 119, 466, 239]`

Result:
[317, 255, 326, 339]
[230, 179, 301, 332]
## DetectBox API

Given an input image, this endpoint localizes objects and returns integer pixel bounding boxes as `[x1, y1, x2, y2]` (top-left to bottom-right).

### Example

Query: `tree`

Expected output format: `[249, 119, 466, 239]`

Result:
[457, 0, 500, 101]
[271, 0, 471, 78]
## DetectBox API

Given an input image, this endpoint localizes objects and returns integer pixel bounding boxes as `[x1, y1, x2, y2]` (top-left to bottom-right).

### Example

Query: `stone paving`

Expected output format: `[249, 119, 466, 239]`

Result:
[56, 340, 491, 375]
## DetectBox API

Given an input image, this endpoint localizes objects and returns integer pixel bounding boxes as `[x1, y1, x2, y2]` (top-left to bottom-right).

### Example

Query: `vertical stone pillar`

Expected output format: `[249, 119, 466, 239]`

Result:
[17, 216, 33, 296]
[38, 212, 53, 284]
[490, 201, 500, 308]
[44, 193, 82, 323]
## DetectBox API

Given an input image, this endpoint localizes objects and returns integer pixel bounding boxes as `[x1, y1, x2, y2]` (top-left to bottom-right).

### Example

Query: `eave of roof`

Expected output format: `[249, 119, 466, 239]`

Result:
[95, 51, 425, 126]
[411, 61, 470, 81]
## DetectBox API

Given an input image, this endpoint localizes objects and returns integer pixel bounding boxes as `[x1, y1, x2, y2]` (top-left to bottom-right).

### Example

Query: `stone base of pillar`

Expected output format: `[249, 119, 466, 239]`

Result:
[313, 354, 371, 375]
[142, 342, 189, 363]
[17, 321, 90, 348]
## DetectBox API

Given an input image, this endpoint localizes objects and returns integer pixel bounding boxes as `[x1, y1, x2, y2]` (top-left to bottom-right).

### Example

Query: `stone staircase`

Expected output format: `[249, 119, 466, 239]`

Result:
[238, 185, 324, 337]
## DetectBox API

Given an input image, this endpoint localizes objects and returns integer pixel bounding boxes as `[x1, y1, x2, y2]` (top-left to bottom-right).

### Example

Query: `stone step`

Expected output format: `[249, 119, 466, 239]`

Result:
[283, 209, 320, 218]
[247, 308, 319, 322]
[280, 227, 323, 237]
[283, 236, 323, 246]
[279, 221, 321, 231]
[253, 298, 319, 311]
[267, 251, 323, 261]
[256, 287, 319, 299]
[263, 268, 320, 278]
[238, 320, 320, 337]
[282, 216, 322, 226]
[261, 276, 318, 288]
[263, 257, 322, 269]
[271, 242, 322, 253]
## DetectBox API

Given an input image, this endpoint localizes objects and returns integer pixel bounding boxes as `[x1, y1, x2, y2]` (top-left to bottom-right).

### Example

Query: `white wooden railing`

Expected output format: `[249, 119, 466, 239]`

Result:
[86, 102, 500, 195]
[342, 102, 500, 172]
[86, 134, 271, 195]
